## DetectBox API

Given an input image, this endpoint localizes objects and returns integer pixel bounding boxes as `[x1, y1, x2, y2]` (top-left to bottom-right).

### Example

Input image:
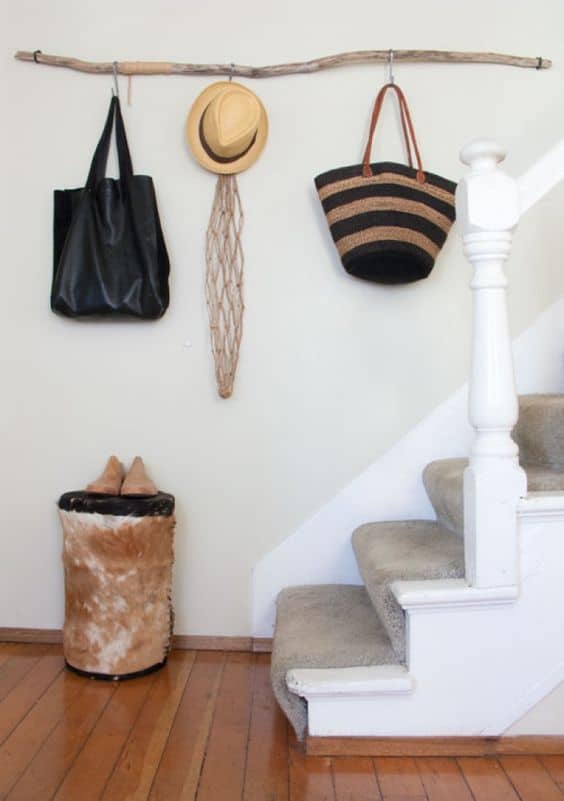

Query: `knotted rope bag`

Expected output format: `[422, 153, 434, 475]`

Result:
[315, 83, 456, 284]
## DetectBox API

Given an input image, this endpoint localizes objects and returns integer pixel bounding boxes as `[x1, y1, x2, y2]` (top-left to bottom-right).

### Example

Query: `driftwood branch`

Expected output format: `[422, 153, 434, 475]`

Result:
[14, 49, 552, 78]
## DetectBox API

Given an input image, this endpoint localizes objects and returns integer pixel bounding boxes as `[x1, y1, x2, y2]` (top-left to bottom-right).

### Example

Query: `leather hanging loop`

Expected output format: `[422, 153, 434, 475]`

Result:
[86, 95, 117, 189]
[366, 84, 415, 169]
[113, 96, 134, 178]
[362, 83, 425, 183]
[396, 86, 425, 183]
[85, 96, 134, 189]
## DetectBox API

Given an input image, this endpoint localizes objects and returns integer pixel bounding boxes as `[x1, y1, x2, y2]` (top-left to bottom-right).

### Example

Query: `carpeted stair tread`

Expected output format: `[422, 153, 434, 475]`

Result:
[352, 520, 465, 660]
[513, 394, 564, 469]
[424, 458, 564, 537]
[525, 464, 564, 490]
[271, 394, 563, 738]
[423, 458, 466, 538]
[271, 584, 398, 740]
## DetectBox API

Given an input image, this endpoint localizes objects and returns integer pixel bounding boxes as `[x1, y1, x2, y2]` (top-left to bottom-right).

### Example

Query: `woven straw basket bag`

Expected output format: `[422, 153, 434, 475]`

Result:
[315, 83, 456, 284]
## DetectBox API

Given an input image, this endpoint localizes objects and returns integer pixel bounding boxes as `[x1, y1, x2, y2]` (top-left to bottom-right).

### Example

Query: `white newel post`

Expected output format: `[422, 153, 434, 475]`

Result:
[456, 140, 527, 589]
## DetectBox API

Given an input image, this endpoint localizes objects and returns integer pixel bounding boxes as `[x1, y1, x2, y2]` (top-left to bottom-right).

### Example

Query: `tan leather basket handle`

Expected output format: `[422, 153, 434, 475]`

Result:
[362, 83, 425, 183]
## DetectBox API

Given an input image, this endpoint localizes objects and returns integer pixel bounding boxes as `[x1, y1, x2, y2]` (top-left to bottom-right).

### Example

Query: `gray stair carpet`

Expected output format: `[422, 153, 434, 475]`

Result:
[271, 585, 398, 740]
[352, 521, 465, 661]
[424, 459, 564, 537]
[424, 395, 564, 537]
[422, 458, 467, 538]
[514, 394, 564, 468]
[271, 394, 563, 737]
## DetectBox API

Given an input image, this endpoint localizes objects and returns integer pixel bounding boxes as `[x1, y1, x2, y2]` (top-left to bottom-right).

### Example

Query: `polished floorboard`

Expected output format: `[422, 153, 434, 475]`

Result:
[0, 643, 563, 800]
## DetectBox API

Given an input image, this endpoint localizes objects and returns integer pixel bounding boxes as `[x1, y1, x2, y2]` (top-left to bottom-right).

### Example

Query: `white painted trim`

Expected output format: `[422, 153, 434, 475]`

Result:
[252, 296, 564, 637]
[489, 662, 564, 735]
[391, 578, 518, 613]
[457, 141, 526, 589]
[518, 492, 564, 520]
[287, 664, 413, 698]
[518, 138, 564, 216]
[294, 506, 564, 736]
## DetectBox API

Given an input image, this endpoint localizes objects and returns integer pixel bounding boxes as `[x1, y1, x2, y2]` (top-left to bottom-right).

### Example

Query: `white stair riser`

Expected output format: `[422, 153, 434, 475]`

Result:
[298, 503, 564, 737]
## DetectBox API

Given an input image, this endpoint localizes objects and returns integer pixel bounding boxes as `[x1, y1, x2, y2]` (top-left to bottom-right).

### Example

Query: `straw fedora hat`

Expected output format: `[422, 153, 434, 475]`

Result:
[186, 81, 268, 174]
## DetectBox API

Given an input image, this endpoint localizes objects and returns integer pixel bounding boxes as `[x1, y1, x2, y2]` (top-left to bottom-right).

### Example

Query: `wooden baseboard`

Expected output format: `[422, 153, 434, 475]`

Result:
[0, 628, 272, 653]
[172, 635, 272, 653]
[307, 735, 564, 757]
[0, 628, 63, 644]
[250, 637, 273, 653]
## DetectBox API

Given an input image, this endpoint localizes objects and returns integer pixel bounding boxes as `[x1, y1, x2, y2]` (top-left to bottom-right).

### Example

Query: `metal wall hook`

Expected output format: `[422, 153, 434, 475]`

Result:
[388, 49, 395, 84]
[112, 61, 120, 97]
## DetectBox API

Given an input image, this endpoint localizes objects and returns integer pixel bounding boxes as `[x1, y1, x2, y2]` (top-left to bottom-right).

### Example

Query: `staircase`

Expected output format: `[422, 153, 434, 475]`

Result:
[271, 394, 564, 739]
[270, 139, 564, 744]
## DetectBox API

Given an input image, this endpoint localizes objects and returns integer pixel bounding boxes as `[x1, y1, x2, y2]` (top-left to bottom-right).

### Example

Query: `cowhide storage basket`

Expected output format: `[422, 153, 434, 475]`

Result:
[58, 491, 175, 680]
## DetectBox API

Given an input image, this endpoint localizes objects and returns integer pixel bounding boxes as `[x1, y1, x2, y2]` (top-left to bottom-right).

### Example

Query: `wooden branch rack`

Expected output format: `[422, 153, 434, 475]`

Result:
[14, 49, 551, 78]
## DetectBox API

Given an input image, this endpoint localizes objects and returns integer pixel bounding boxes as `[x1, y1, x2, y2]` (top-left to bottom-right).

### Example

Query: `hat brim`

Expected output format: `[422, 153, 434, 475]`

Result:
[186, 81, 268, 175]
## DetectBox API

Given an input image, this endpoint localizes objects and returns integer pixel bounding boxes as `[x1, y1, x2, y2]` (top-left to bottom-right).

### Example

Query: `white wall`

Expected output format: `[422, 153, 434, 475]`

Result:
[252, 297, 564, 636]
[1, 0, 564, 636]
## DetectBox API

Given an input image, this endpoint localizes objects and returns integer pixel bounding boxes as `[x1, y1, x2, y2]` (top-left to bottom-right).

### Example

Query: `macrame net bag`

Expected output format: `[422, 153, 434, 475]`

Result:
[205, 174, 245, 399]
[186, 79, 268, 399]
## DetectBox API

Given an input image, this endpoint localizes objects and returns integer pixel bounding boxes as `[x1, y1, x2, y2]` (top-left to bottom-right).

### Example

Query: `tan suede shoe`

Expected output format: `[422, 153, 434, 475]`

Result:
[85, 455, 125, 495]
[121, 456, 158, 497]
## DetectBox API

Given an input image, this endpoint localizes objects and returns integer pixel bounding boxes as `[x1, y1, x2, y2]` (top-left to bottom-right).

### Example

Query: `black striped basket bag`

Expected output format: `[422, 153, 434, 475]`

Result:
[315, 83, 456, 284]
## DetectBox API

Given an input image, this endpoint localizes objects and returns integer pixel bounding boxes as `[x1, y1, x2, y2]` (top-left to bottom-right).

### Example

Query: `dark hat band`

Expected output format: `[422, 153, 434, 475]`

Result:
[199, 105, 258, 164]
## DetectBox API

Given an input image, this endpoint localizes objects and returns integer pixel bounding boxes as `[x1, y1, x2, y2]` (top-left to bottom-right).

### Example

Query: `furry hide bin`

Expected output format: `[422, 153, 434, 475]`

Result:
[58, 492, 175, 678]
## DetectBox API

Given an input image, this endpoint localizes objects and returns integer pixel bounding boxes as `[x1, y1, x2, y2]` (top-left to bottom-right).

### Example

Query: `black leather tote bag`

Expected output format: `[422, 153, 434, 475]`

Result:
[52, 96, 170, 319]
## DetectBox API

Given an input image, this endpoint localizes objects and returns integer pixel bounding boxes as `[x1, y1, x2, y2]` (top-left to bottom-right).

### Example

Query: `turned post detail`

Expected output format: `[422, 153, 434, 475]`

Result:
[456, 139, 527, 588]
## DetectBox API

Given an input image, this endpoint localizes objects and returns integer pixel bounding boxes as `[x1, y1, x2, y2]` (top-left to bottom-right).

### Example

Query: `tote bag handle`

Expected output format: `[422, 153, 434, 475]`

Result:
[86, 96, 134, 189]
[361, 83, 425, 184]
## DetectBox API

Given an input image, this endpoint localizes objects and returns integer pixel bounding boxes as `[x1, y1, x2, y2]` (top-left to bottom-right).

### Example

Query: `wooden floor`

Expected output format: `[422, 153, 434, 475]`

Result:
[1, 644, 564, 801]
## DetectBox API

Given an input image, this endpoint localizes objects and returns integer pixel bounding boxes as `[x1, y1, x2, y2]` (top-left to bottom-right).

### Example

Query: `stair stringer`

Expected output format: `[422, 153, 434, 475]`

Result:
[291, 494, 564, 737]
[252, 296, 564, 639]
